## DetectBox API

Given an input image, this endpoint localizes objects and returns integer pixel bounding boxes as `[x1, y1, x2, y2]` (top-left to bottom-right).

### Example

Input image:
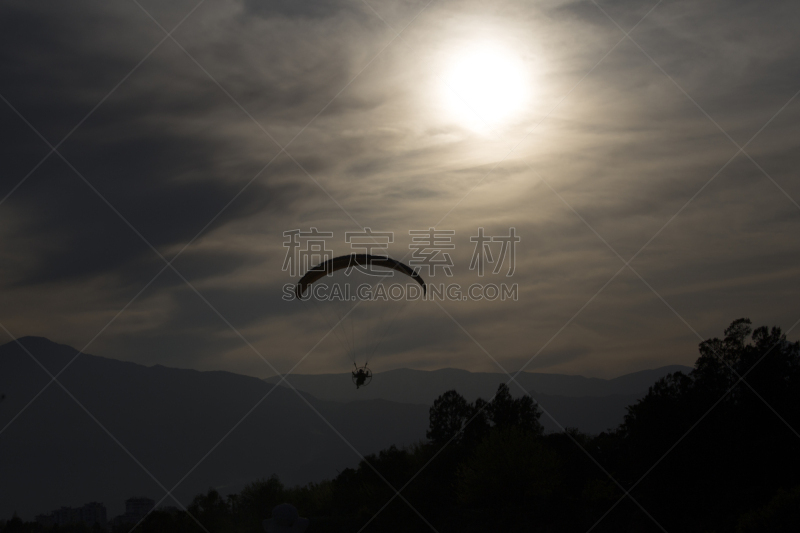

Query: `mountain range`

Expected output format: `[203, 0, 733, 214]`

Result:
[0, 337, 690, 520]
[264, 364, 690, 402]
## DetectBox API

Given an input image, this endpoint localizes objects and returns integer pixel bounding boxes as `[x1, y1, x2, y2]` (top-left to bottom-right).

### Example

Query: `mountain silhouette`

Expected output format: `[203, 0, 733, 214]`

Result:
[0, 337, 427, 520]
[0, 337, 688, 521]
[264, 365, 690, 403]
[264, 365, 691, 433]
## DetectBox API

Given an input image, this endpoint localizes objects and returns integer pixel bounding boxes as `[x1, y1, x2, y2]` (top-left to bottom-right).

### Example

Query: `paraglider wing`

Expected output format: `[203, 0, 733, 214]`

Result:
[295, 254, 426, 299]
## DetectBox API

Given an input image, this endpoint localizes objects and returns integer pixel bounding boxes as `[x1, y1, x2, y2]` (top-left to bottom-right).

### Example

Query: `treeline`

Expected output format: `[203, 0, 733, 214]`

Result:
[3, 319, 799, 533]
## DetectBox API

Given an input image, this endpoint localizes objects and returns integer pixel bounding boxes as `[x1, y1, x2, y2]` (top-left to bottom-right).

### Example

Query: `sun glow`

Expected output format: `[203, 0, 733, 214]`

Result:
[441, 43, 529, 132]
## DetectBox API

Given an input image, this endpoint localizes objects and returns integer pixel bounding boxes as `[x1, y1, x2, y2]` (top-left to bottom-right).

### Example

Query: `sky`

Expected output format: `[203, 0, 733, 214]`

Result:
[1, 0, 799, 380]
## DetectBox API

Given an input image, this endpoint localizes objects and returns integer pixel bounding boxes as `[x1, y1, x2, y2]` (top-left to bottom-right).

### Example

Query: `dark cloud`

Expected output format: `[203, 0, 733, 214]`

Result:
[0, 1, 317, 290]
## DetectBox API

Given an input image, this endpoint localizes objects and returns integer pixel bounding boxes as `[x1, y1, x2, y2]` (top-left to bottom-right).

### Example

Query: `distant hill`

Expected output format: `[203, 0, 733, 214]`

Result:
[0, 338, 427, 520]
[264, 365, 691, 436]
[263, 365, 692, 404]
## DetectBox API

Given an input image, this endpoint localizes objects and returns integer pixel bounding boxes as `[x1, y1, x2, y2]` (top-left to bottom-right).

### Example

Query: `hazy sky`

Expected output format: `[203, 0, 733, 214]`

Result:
[1, 0, 799, 379]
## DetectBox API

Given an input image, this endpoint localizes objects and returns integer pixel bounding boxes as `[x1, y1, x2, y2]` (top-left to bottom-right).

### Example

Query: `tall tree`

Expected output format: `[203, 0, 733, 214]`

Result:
[488, 383, 543, 435]
[427, 389, 487, 446]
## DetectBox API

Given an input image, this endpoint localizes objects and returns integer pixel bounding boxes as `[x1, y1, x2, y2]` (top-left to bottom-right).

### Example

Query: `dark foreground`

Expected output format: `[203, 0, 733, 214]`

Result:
[2, 319, 799, 533]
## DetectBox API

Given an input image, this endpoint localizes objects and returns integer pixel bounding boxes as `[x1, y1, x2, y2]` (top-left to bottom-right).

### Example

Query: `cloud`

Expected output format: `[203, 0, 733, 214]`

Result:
[1, 0, 799, 378]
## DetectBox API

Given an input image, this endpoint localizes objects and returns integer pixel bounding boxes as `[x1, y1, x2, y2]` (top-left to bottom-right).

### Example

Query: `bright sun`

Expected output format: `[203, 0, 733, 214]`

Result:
[442, 44, 528, 132]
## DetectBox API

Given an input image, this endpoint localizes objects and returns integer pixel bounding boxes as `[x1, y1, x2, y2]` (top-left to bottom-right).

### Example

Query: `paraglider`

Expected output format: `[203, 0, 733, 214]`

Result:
[295, 254, 424, 389]
[352, 363, 372, 389]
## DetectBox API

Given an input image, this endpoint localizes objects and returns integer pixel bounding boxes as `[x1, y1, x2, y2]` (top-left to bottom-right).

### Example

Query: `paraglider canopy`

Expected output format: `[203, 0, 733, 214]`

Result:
[294, 254, 426, 299]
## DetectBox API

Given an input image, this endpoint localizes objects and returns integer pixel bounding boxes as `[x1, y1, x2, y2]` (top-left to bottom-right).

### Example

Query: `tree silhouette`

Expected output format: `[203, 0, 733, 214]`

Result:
[488, 383, 543, 435]
[457, 427, 559, 508]
[737, 485, 800, 532]
[427, 383, 544, 450]
[187, 488, 230, 532]
[427, 390, 483, 446]
[2, 514, 23, 533]
[617, 318, 800, 532]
